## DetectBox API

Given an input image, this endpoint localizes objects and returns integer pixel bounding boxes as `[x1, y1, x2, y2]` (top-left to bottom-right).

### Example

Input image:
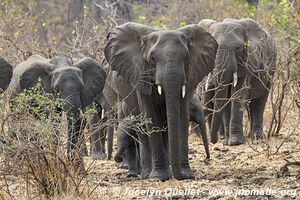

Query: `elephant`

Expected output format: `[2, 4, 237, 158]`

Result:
[114, 93, 210, 177]
[199, 80, 226, 140]
[104, 22, 218, 180]
[0, 58, 13, 93]
[189, 94, 209, 159]
[114, 101, 141, 177]
[88, 60, 140, 160]
[8, 55, 106, 171]
[86, 93, 114, 160]
[199, 18, 277, 145]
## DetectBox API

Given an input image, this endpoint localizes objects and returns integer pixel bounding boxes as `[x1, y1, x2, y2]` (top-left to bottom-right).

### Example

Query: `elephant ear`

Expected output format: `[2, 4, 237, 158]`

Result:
[235, 19, 267, 52]
[104, 22, 156, 95]
[235, 18, 267, 41]
[19, 62, 56, 93]
[0, 58, 13, 93]
[74, 57, 107, 109]
[178, 24, 218, 91]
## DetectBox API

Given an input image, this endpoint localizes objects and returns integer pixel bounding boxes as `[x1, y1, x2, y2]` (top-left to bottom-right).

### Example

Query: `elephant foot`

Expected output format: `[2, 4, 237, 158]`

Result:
[114, 154, 123, 163]
[228, 134, 244, 146]
[127, 171, 139, 178]
[141, 167, 151, 179]
[250, 131, 264, 140]
[219, 132, 225, 140]
[118, 160, 128, 169]
[149, 168, 171, 181]
[223, 138, 229, 146]
[180, 166, 195, 180]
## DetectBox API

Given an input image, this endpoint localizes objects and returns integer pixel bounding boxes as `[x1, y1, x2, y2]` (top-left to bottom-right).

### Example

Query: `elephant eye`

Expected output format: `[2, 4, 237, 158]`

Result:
[150, 55, 156, 65]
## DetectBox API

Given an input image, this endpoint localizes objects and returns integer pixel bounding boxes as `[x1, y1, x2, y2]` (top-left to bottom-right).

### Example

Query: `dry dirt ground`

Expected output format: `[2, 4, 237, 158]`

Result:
[83, 132, 300, 200]
[80, 104, 300, 200]
[1, 103, 299, 200]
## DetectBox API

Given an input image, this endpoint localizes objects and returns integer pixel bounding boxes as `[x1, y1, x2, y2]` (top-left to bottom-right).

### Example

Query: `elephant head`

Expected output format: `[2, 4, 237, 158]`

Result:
[0, 58, 13, 93]
[199, 18, 276, 143]
[104, 22, 218, 179]
[19, 56, 106, 116]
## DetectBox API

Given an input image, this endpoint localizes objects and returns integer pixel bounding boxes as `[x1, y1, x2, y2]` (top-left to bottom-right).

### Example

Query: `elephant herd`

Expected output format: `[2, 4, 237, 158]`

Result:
[0, 18, 276, 181]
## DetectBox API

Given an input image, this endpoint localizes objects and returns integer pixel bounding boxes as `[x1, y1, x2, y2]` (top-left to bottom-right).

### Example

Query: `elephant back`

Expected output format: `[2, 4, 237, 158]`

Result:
[8, 55, 49, 97]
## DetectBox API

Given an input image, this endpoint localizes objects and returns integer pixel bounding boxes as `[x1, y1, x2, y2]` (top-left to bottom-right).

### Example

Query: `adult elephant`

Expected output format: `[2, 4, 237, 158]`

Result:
[199, 18, 277, 145]
[0, 58, 13, 93]
[8, 55, 106, 170]
[104, 22, 218, 180]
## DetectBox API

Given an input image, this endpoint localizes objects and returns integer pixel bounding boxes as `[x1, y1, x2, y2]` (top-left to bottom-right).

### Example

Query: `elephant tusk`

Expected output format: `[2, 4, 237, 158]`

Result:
[182, 85, 186, 98]
[205, 73, 211, 91]
[158, 85, 162, 95]
[233, 72, 238, 87]
[101, 109, 105, 119]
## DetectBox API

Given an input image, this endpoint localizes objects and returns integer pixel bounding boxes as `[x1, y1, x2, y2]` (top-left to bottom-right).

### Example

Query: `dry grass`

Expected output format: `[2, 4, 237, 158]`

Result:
[0, 0, 299, 199]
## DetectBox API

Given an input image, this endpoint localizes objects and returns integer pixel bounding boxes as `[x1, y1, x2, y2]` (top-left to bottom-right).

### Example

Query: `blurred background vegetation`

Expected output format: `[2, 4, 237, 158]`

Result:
[0, 0, 298, 63]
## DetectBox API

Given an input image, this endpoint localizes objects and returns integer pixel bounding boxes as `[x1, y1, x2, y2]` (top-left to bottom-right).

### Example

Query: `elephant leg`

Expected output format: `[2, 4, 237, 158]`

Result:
[89, 105, 106, 160]
[106, 125, 114, 160]
[80, 141, 88, 157]
[222, 101, 231, 145]
[218, 119, 225, 139]
[115, 116, 139, 177]
[114, 123, 128, 163]
[148, 121, 171, 181]
[67, 116, 85, 174]
[126, 132, 140, 177]
[228, 79, 245, 146]
[138, 133, 152, 179]
[138, 93, 170, 181]
[180, 95, 194, 179]
[249, 93, 268, 140]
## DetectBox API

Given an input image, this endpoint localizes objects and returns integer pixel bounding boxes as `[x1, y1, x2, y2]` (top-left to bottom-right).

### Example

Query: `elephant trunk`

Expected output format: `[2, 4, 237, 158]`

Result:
[210, 50, 237, 143]
[161, 68, 186, 180]
[63, 92, 82, 115]
[63, 92, 83, 160]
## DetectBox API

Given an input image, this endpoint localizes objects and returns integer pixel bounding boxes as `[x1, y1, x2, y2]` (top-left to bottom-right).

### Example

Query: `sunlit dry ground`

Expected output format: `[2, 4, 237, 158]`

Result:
[80, 102, 300, 200]
[1, 102, 299, 200]
[83, 133, 299, 200]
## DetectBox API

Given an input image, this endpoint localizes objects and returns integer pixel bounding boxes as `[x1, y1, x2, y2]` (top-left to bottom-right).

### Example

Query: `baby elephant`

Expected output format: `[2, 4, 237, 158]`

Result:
[114, 94, 210, 177]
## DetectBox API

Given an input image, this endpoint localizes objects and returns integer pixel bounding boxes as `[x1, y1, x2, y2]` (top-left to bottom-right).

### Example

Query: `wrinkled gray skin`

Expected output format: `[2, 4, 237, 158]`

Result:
[88, 67, 123, 160]
[105, 22, 218, 180]
[86, 93, 113, 160]
[199, 83, 225, 140]
[114, 101, 141, 177]
[0, 58, 13, 93]
[88, 60, 141, 161]
[106, 67, 142, 176]
[8, 55, 106, 171]
[199, 18, 276, 145]
[189, 94, 209, 159]
[115, 93, 210, 174]
[114, 93, 210, 177]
